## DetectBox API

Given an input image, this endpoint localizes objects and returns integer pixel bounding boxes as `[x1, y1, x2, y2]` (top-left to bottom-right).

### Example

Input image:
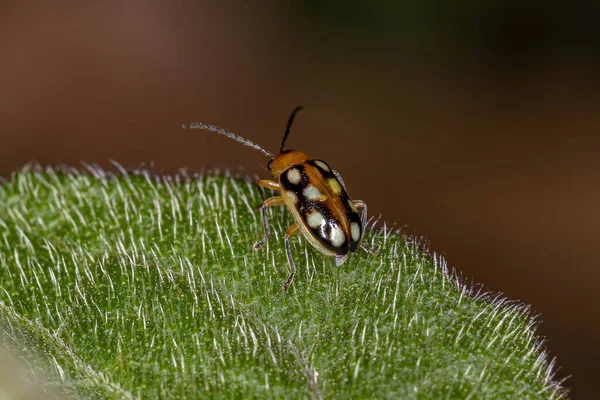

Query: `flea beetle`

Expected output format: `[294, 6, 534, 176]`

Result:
[183, 107, 378, 290]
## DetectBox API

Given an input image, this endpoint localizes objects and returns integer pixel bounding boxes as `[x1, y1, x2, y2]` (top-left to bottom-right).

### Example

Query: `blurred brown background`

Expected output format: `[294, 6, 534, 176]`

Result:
[1, 2, 598, 397]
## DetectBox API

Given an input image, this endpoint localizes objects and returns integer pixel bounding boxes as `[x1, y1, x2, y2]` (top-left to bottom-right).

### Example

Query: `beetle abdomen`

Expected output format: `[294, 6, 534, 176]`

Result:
[279, 159, 362, 255]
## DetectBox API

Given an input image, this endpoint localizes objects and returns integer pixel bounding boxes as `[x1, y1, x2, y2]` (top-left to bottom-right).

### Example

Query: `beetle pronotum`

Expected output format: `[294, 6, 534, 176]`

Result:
[183, 107, 378, 291]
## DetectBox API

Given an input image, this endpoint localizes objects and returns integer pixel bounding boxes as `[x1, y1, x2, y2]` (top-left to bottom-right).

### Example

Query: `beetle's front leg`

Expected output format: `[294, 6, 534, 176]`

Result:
[353, 200, 379, 255]
[253, 195, 285, 250]
[257, 179, 281, 191]
[282, 223, 300, 291]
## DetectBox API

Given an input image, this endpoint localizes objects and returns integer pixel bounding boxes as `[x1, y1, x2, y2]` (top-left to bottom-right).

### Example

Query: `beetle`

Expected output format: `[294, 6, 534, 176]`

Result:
[183, 107, 377, 291]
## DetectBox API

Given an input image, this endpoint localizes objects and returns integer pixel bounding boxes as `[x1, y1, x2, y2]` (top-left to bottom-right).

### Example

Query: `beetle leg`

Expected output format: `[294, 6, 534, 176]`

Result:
[353, 200, 368, 228]
[282, 223, 300, 291]
[257, 179, 281, 191]
[335, 253, 349, 266]
[359, 243, 379, 255]
[253, 196, 286, 250]
[353, 200, 380, 256]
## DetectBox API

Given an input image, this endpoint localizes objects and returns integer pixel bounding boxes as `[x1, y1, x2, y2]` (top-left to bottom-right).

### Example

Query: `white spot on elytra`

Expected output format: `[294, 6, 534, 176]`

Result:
[285, 191, 298, 203]
[351, 222, 361, 242]
[330, 225, 346, 248]
[286, 168, 302, 184]
[306, 210, 324, 228]
[315, 160, 330, 172]
[303, 184, 323, 200]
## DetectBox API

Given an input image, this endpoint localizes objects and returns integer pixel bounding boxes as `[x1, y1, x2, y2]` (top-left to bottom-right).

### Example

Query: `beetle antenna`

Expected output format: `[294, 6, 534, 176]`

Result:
[183, 122, 274, 158]
[280, 106, 304, 153]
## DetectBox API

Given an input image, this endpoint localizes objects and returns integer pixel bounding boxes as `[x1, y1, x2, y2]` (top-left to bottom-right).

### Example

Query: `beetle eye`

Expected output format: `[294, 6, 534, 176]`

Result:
[267, 160, 273, 170]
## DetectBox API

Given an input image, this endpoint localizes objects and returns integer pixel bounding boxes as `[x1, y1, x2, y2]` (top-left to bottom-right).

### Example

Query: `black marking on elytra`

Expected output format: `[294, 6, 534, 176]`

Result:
[308, 159, 336, 179]
[303, 199, 332, 217]
[339, 191, 353, 214]
[348, 211, 361, 226]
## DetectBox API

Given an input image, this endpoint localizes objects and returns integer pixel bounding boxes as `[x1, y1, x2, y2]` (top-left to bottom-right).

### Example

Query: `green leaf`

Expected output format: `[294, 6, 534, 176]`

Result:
[0, 166, 566, 399]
